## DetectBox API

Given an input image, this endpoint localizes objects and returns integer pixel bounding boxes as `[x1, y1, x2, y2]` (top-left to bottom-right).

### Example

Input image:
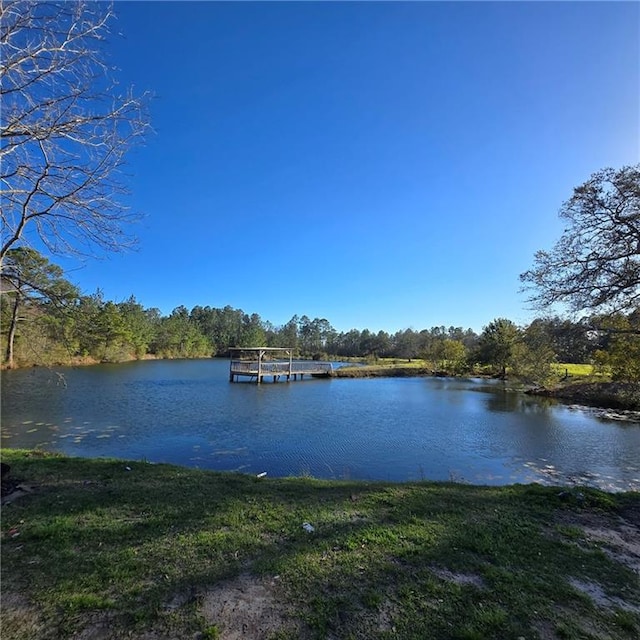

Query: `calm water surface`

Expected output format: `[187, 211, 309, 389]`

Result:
[2, 359, 639, 490]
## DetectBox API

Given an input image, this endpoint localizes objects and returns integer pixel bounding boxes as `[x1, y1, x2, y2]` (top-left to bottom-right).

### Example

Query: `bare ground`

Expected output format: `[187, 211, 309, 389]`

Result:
[199, 573, 299, 639]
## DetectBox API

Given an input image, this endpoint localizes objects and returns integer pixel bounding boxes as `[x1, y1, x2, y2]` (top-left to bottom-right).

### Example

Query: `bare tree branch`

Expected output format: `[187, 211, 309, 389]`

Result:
[520, 165, 640, 314]
[0, 0, 151, 266]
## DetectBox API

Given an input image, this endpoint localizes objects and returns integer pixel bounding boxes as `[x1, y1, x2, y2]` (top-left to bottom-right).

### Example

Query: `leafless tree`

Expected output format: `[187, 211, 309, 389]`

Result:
[0, 0, 150, 267]
[520, 165, 640, 315]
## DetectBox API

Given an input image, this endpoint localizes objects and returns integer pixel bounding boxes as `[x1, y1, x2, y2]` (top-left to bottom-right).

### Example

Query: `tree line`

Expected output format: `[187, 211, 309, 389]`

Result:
[1, 4, 638, 386]
[1, 247, 639, 383]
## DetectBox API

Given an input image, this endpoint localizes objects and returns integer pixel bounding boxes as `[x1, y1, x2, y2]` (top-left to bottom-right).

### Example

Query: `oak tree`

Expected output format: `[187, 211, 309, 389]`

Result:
[520, 165, 640, 314]
[478, 318, 520, 378]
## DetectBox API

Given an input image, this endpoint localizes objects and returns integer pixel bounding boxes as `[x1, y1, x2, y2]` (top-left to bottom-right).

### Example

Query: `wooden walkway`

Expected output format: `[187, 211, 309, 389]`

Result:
[229, 347, 332, 383]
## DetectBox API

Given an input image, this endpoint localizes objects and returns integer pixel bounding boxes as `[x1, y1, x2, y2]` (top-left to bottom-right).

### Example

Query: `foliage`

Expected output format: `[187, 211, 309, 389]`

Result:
[422, 336, 468, 373]
[476, 318, 520, 377]
[392, 328, 422, 361]
[521, 165, 640, 314]
[0, 247, 79, 367]
[2, 252, 636, 379]
[592, 311, 640, 382]
[526, 316, 597, 364]
[151, 306, 213, 359]
[509, 319, 557, 385]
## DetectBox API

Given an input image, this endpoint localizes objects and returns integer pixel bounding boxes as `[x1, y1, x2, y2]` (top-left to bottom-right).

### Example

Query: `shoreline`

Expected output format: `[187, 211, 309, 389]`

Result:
[0, 352, 207, 371]
[525, 381, 640, 412]
[2, 449, 639, 640]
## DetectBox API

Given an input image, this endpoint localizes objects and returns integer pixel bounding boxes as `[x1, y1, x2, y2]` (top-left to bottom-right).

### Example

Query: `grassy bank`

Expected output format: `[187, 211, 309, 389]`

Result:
[0, 353, 216, 371]
[333, 361, 599, 381]
[529, 382, 640, 411]
[2, 450, 639, 640]
[333, 362, 434, 378]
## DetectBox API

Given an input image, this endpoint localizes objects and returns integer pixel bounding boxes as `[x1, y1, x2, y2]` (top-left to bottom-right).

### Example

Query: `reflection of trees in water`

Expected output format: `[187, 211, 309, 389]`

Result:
[463, 380, 541, 413]
[426, 378, 468, 393]
[483, 389, 556, 414]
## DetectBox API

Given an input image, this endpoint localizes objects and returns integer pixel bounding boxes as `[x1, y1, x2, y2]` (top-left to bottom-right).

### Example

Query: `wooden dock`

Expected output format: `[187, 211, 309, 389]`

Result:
[229, 347, 332, 383]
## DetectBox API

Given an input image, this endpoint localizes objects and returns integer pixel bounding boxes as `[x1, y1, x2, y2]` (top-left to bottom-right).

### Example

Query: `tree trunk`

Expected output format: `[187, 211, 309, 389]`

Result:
[5, 294, 20, 369]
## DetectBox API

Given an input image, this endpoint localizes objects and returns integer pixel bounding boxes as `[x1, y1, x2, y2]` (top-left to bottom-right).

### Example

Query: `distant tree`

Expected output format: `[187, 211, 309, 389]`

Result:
[298, 315, 314, 354]
[590, 312, 640, 382]
[151, 306, 212, 358]
[291, 317, 333, 357]
[70, 291, 131, 361]
[421, 331, 468, 373]
[239, 313, 266, 348]
[511, 320, 557, 385]
[0, 0, 150, 265]
[209, 306, 244, 354]
[117, 296, 157, 358]
[261, 320, 278, 347]
[394, 328, 421, 361]
[521, 165, 640, 314]
[373, 330, 392, 359]
[477, 318, 520, 378]
[331, 329, 361, 357]
[461, 328, 480, 352]
[355, 328, 387, 360]
[313, 318, 337, 353]
[358, 329, 374, 358]
[441, 339, 467, 374]
[94, 301, 131, 361]
[189, 306, 215, 337]
[278, 315, 300, 350]
[69, 292, 101, 357]
[421, 327, 447, 368]
[1, 247, 78, 367]
[531, 316, 597, 364]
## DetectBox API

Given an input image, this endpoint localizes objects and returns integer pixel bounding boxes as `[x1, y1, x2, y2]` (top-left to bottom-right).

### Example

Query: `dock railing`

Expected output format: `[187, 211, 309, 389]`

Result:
[228, 347, 332, 383]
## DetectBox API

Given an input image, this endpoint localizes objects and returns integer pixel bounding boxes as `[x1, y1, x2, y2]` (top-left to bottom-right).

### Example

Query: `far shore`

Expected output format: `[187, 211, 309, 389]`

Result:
[3, 356, 638, 411]
[526, 381, 640, 412]
[333, 363, 640, 412]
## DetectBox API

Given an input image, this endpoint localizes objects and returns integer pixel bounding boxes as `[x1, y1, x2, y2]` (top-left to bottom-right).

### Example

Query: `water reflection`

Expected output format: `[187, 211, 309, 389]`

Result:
[1, 362, 639, 491]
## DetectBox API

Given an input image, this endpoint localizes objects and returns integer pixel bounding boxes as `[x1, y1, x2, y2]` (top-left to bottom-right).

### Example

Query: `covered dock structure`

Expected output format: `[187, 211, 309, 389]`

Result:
[229, 347, 333, 383]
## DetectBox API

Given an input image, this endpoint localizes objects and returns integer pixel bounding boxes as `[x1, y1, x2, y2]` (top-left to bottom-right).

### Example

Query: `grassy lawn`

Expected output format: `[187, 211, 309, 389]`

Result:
[373, 358, 431, 368]
[334, 360, 433, 378]
[335, 361, 611, 386]
[1, 449, 639, 640]
[551, 363, 607, 380]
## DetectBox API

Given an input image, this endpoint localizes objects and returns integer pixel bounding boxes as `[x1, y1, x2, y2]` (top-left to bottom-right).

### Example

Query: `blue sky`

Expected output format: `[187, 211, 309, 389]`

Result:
[60, 0, 638, 334]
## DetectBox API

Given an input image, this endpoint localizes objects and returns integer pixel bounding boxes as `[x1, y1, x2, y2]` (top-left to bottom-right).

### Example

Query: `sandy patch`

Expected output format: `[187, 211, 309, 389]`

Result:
[0, 592, 48, 639]
[556, 508, 640, 577]
[376, 598, 399, 632]
[582, 523, 640, 575]
[553, 505, 640, 618]
[200, 574, 297, 639]
[430, 567, 485, 588]
[568, 578, 640, 614]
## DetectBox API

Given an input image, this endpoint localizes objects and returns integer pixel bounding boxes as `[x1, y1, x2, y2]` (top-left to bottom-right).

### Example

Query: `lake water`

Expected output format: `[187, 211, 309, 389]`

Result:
[2, 359, 639, 491]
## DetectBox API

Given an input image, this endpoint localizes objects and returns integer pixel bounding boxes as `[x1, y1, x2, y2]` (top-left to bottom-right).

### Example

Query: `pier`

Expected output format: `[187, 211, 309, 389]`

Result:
[229, 347, 333, 383]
